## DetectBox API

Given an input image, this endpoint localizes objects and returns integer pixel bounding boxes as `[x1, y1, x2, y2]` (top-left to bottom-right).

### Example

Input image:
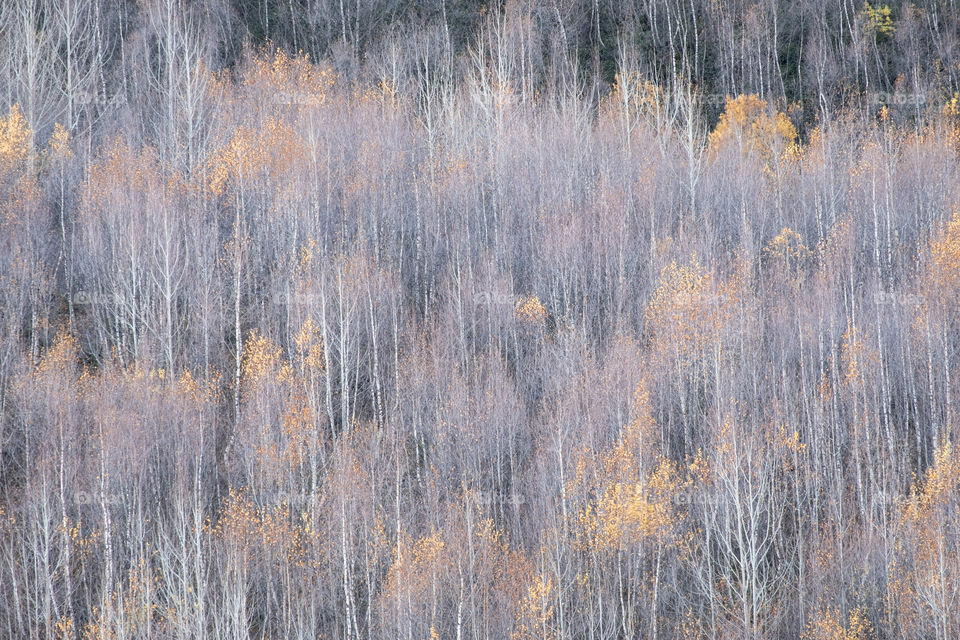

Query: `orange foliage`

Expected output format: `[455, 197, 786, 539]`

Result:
[48, 122, 71, 160]
[644, 257, 740, 370]
[204, 117, 308, 199]
[240, 330, 288, 391]
[515, 295, 547, 326]
[512, 574, 556, 640]
[764, 227, 812, 274]
[601, 71, 665, 130]
[0, 104, 32, 170]
[206, 487, 314, 569]
[709, 94, 798, 165]
[81, 137, 186, 235]
[927, 209, 960, 298]
[294, 317, 325, 373]
[574, 458, 681, 551]
[889, 443, 960, 638]
[383, 528, 451, 603]
[570, 382, 687, 552]
[803, 607, 875, 640]
[241, 48, 335, 108]
[0, 103, 40, 221]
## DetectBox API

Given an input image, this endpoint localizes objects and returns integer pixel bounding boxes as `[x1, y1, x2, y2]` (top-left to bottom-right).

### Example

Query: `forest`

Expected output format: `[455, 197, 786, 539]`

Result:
[1, 0, 960, 638]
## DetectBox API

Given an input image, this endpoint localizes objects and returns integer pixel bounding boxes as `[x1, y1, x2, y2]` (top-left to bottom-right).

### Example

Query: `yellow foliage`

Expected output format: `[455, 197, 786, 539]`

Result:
[764, 227, 812, 272]
[803, 607, 875, 640]
[206, 487, 311, 568]
[576, 459, 679, 551]
[35, 331, 79, 378]
[54, 617, 75, 640]
[205, 117, 306, 198]
[243, 48, 335, 108]
[241, 330, 286, 389]
[205, 487, 257, 546]
[355, 79, 401, 108]
[709, 94, 798, 165]
[619, 380, 657, 462]
[280, 400, 310, 464]
[570, 382, 685, 553]
[782, 427, 807, 456]
[239, 329, 325, 476]
[121, 558, 159, 629]
[645, 259, 710, 332]
[928, 209, 960, 296]
[889, 442, 960, 637]
[603, 71, 664, 124]
[81, 138, 183, 224]
[48, 123, 71, 159]
[515, 295, 547, 326]
[0, 103, 40, 218]
[297, 236, 318, 271]
[513, 575, 556, 640]
[644, 258, 737, 369]
[383, 528, 451, 603]
[841, 327, 865, 385]
[294, 318, 326, 373]
[860, 3, 895, 38]
[0, 104, 32, 167]
[76, 554, 160, 639]
[175, 368, 219, 404]
[205, 126, 251, 197]
[944, 93, 960, 118]
[909, 442, 960, 513]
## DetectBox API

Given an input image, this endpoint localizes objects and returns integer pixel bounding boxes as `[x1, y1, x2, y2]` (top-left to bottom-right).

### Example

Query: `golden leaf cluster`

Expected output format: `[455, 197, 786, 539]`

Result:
[48, 123, 71, 159]
[944, 93, 960, 118]
[803, 606, 875, 640]
[205, 117, 306, 198]
[576, 461, 679, 551]
[570, 383, 685, 553]
[709, 94, 798, 165]
[383, 529, 451, 603]
[604, 71, 664, 123]
[515, 295, 547, 326]
[206, 487, 313, 568]
[512, 575, 556, 640]
[841, 327, 865, 385]
[764, 227, 812, 273]
[294, 318, 325, 372]
[82, 138, 184, 226]
[888, 442, 960, 637]
[243, 48, 335, 108]
[928, 209, 960, 296]
[241, 330, 287, 389]
[0, 103, 40, 220]
[860, 3, 895, 38]
[644, 258, 737, 369]
[35, 331, 79, 378]
[0, 104, 32, 168]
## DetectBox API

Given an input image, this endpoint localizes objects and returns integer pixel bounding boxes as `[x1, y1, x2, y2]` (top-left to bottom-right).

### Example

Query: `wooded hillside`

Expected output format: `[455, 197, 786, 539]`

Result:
[1, 1, 960, 639]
